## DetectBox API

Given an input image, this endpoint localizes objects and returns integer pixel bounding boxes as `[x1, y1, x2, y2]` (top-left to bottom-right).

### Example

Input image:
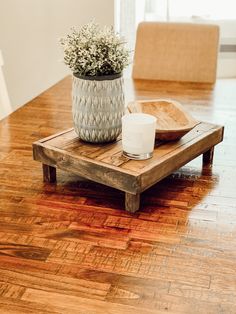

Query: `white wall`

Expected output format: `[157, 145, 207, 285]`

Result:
[0, 0, 114, 111]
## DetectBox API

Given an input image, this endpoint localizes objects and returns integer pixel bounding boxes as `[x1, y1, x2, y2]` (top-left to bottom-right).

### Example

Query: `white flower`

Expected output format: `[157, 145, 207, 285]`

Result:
[60, 22, 130, 76]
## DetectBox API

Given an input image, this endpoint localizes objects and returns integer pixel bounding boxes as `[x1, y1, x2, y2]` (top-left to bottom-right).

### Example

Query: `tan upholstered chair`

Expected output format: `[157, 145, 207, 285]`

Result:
[0, 49, 11, 119]
[132, 22, 220, 83]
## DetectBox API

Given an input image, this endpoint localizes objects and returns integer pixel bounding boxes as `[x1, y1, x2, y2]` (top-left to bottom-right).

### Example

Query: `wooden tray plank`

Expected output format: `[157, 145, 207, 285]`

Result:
[78, 138, 122, 160]
[46, 131, 124, 161]
[101, 150, 130, 167]
[39, 128, 74, 144]
[45, 129, 81, 150]
[120, 122, 215, 172]
[139, 126, 224, 192]
[33, 142, 140, 194]
[89, 137, 122, 160]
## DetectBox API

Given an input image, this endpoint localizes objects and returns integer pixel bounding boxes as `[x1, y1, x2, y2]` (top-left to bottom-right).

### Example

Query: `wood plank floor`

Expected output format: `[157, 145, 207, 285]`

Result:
[0, 77, 236, 313]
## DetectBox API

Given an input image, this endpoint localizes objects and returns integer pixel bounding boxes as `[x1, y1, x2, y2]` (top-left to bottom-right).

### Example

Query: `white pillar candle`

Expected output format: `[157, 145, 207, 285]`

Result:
[122, 113, 157, 160]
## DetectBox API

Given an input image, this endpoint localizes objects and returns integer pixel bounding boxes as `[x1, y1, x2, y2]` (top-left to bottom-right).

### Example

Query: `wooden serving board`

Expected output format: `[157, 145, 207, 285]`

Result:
[33, 122, 224, 212]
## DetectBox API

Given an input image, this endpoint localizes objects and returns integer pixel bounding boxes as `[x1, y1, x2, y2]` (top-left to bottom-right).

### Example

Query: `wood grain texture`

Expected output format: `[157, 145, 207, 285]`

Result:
[33, 122, 223, 201]
[42, 164, 56, 183]
[0, 76, 235, 313]
[128, 99, 199, 140]
[203, 147, 214, 166]
[125, 193, 140, 213]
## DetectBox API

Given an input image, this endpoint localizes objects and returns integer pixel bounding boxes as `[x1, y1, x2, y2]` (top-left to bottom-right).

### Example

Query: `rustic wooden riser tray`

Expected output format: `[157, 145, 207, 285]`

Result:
[33, 122, 224, 213]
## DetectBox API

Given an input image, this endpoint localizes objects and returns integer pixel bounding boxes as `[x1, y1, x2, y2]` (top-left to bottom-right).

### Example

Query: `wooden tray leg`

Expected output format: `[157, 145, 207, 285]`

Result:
[125, 193, 140, 213]
[43, 164, 56, 183]
[203, 147, 214, 166]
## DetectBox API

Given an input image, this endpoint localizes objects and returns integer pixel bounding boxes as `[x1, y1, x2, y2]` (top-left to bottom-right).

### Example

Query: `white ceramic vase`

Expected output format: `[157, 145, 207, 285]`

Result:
[72, 73, 125, 143]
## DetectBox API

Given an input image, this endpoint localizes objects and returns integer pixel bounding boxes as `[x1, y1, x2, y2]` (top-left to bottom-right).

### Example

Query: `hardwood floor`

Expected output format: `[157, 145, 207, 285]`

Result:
[0, 77, 236, 313]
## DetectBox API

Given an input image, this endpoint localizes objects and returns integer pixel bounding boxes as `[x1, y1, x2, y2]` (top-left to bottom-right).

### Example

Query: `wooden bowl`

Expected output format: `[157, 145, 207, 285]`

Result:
[127, 99, 199, 141]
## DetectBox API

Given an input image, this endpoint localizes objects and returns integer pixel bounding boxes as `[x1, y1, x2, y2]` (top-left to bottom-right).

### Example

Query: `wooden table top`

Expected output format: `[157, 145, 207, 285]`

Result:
[0, 76, 236, 313]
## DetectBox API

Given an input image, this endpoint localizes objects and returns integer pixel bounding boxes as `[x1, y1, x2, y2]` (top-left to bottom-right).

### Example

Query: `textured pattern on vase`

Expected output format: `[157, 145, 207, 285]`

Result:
[72, 76, 125, 143]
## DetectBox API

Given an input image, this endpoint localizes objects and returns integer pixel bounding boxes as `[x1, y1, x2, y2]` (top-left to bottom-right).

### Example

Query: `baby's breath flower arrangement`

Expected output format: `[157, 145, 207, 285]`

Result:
[61, 22, 128, 143]
[60, 22, 130, 77]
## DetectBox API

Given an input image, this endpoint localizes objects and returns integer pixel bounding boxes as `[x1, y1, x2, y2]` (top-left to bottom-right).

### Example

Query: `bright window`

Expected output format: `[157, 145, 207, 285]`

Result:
[145, 0, 236, 20]
[117, 0, 236, 78]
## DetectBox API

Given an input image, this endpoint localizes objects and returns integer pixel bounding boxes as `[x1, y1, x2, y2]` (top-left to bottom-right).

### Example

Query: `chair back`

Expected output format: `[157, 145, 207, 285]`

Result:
[132, 22, 220, 83]
[0, 50, 11, 119]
